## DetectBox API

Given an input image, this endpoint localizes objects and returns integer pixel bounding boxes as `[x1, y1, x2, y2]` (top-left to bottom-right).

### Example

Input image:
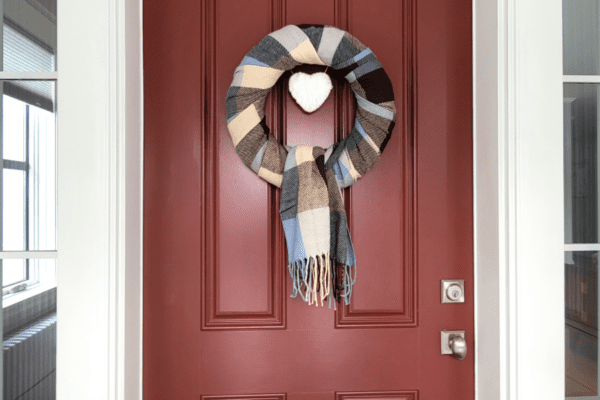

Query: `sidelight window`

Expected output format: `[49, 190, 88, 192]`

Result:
[563, 0, 600, 398]
[0, 0, 57, 399]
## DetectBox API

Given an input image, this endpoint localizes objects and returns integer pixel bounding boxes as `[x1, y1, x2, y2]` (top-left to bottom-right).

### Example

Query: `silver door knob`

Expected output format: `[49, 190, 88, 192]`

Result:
[449, 336, 467, 360]
[441, 330, 467, 360]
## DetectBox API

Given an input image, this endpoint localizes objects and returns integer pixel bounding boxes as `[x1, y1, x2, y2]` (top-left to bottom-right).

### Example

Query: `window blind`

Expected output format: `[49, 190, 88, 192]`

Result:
[3, 20, 55, 112]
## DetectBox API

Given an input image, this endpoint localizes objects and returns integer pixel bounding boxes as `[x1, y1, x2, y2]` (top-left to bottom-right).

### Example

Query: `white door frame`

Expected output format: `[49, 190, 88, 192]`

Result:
[57, 0, 143, 399]
[474, 0, 564, 399]
[56, 0, 565, 398]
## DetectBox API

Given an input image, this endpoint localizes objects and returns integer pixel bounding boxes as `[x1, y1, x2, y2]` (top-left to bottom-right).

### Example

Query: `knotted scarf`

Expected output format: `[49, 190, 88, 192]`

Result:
[226, 24, 396, 308]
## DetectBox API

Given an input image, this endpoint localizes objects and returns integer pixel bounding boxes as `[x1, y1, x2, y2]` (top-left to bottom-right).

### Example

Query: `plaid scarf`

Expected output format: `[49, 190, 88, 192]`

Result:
[226, 24, 396, 307]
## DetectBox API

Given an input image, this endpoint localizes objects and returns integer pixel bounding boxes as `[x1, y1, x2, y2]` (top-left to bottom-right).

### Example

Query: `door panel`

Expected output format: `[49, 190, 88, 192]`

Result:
[143, 0, 473, 398]
[337, 0, 415, 329]
[209, 0, 285, 329]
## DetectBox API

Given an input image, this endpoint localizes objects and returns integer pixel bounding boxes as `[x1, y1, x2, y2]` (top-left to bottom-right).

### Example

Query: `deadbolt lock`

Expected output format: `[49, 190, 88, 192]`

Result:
[441, 279, 465, 303]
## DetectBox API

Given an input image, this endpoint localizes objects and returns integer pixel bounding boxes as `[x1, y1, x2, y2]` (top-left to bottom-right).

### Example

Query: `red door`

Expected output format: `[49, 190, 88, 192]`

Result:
[143, 1, 473, 399]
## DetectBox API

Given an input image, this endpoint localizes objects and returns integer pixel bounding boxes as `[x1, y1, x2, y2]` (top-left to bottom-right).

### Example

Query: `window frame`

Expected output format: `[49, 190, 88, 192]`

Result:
[561, 3, 600, 398]
[2, 95, 58, 297]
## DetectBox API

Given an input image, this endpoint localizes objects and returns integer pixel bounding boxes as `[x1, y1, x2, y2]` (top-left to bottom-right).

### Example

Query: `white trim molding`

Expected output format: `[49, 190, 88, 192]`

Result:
[57, 0, 143, 399]
[563, 75, 600, 83]
[112, 0, 144, 397]
[0, 251, 57, 259]
[474, 0, 563, 399]
[0, 71, 57, 80]
[564, 244, 600, 251]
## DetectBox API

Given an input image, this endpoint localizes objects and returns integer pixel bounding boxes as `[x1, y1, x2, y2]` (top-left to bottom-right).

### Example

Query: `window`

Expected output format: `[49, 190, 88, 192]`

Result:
[2, 94, 56, 297]
[563, 1, 600, 398]
[0, 0, 57, 398]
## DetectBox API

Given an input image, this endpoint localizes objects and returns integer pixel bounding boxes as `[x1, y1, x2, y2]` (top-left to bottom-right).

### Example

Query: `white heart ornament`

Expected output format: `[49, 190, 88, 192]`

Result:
[288, 72, 333, 113]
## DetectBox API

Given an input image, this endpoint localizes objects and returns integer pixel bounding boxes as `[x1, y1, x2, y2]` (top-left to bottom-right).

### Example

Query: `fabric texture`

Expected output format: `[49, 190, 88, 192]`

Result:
[288, 71, 333, 113]
[226, 24, 396, 307]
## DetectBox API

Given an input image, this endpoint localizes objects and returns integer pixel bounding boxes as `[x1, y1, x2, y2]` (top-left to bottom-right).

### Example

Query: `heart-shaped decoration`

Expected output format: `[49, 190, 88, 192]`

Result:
[289, 72, 333, 113]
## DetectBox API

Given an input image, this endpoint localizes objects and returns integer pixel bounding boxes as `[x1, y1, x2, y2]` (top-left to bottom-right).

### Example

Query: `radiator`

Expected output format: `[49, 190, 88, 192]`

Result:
[3, 312, 56, 400]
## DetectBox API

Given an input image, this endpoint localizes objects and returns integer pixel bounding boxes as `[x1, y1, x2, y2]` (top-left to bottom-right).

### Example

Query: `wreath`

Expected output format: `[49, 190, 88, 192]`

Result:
[226, 24, 396, 308]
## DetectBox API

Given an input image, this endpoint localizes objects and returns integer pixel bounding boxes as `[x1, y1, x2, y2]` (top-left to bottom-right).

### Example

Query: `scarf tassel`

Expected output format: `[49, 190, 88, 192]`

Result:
[288, 254, 356, 309]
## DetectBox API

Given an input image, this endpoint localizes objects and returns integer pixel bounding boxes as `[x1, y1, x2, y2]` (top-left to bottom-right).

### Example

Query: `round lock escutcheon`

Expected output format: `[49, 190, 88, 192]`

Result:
[446, 284, 463, 301]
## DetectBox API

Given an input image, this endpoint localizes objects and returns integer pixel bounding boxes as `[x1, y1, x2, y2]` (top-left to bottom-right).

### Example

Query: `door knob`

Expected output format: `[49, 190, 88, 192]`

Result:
[441, 330, 467, 360]
[449, 336, 467, 360]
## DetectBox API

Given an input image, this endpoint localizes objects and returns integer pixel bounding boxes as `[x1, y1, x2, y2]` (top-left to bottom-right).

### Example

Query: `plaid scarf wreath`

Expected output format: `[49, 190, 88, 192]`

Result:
[226, 24, 396, 308]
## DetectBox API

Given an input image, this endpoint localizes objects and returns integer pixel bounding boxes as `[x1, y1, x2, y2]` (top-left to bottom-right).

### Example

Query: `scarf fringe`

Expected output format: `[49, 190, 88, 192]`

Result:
[288, 253, 356, 309]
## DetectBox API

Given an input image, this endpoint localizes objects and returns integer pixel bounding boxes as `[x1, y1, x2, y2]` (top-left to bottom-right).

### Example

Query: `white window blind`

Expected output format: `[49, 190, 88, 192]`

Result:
[3, 21, 54, 111]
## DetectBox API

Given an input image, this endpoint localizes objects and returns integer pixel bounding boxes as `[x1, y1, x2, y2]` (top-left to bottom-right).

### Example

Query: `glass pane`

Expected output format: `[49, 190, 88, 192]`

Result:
[566, 251, 598, 397]
[2, 259, 25, 288]
[2, 0, 56, 72]
[564, 0, 600, 75]
[3, 96, 25, 161]
[1, 82, 56, 251]
[2, 258, 57, 399]
[2, 169, 25, 251]
[564, 84, 600, 244]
